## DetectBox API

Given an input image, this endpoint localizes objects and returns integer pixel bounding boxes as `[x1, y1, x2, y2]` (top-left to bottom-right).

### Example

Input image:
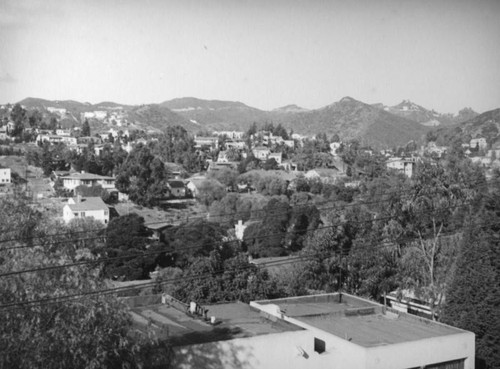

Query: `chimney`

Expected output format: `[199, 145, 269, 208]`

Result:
[189, 301, 197, 314]
[76, 194, 81, 204]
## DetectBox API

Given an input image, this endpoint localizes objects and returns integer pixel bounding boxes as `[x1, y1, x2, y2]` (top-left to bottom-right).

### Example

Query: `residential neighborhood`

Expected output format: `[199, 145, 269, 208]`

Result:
[1, 1, 499, 368]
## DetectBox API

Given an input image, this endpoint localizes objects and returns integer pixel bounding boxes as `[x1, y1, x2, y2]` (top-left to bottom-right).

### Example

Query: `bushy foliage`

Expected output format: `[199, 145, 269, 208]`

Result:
[0, 196, 169, 368]
[167, 252, 285, 304]
[102, 213, 157, 280]
[115, 145, 169, 207]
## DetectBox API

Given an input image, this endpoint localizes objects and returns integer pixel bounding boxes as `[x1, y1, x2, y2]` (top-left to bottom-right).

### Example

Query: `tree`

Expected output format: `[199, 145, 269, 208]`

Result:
[9, 103, 26, 138]
[263, 158, 278, 170]
[153, 126, 201, 172]
[395, 159, 485, 319]
[166, 219, 230, 268]
[168, 252, 284, 304]
[81, 118, 91, 136]
[243, 197, 290, 257]
[115, 145, 169, 207]
[102, 213, 156, 280]
[196, 179, 226, 207]
[441, 189, 500, 369]
[0, 196, 169, 368]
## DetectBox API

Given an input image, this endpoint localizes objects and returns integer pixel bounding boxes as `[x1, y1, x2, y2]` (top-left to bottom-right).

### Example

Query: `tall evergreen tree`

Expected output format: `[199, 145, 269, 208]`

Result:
[81, 118, 91, 136]
[441, 189, 500, 369]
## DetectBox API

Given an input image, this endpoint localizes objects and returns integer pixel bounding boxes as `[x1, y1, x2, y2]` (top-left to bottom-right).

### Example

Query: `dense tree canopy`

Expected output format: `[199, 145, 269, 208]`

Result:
[441, 182, 500, 369]
[102, 213, 158, 280]
[0, 196, 169, 369]
[115, 145, 169, 207]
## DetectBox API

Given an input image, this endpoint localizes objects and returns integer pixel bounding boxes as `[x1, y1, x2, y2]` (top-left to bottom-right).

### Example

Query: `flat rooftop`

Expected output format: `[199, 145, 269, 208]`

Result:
[129, 298, 302, 346]
[253, 293, 464, 348]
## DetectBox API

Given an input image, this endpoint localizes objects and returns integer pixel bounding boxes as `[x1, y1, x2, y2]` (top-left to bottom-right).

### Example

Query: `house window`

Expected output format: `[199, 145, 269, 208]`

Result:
[73, 213, 78, 217]
[314, 338, 325, 354]
[81, 212, 85, 217]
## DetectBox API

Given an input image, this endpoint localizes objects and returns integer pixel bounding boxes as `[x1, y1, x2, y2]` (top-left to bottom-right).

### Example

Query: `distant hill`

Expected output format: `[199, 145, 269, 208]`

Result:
[11, 96, 490, 148]
[375, 100, 479, 127]
[430, 108, 500, 146]
[18, 97, 91, 113]
[127, 104, 197, 132]
[273, 96, 429, 148]
[272, 104, 309, 113]
[160, 97, 269, 131]
[14, 97, 196, 133]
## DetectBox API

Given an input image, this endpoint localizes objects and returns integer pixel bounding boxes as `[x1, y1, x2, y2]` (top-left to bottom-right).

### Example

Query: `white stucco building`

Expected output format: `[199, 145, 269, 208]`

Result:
[63, 196, 109, 224]
[59, 172, 116, 192]
[130, 293, 475, 369]
[386, 157, 417, 178]
[0, 167, 11, 184]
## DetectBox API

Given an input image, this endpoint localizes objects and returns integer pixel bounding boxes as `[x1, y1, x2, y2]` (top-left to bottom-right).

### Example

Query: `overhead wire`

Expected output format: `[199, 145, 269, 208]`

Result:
[0, 174, 496, 249]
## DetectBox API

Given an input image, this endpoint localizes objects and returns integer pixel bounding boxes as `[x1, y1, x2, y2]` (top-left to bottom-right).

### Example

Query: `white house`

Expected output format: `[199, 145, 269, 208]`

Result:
[47, 107, 67, 116]
[60, 172, 116, 192]
[252, 146, 271, 160]
[0, 126, 10, 140]
[386, 157, 417, 178]
[225, 140, 246, 150]
[185, 176, 206, 198]
[130, 293, 475, 369]
[63, 196, 109, 224]
[0, 167, 11, 184]
[268, 152, 282, 164]
[470, 137, 487, 150]
[167, 180, 186, 198]
[194, 136, 218, 149]
[330, 142, 341, 155]
[305, 168, 344, 183]
[36, 134, 77, 146]
[55, 129, 71, 136]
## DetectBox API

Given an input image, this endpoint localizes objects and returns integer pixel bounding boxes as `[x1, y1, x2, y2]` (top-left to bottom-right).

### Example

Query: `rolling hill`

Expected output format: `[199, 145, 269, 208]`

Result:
[160, 97, 269, 130]
[429, 108, 500, 146]
[273, 97, 429, 148]
[12, 96, 492, 149]
[374, 100, 478, 127]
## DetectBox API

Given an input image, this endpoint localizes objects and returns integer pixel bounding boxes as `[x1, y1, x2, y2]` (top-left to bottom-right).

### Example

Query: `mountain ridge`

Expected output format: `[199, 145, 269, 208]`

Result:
[7, 96, 496, 148]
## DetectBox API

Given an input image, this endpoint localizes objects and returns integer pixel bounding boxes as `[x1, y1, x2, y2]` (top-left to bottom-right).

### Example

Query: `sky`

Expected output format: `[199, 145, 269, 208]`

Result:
[0, 0, 499, 114]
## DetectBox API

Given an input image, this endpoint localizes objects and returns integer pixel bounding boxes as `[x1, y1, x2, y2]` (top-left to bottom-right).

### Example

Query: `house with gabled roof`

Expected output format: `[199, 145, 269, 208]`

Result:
[305, 168, 344, 184]
[252, 146, 271, 161]
[63, 196, 109, 224]
[60, 172, 116, 192]
[167, 180, 186, 198]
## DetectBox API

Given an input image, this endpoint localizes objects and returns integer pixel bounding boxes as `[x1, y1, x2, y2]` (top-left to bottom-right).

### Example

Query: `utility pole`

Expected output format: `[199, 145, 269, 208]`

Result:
[338, 248, 343, 303]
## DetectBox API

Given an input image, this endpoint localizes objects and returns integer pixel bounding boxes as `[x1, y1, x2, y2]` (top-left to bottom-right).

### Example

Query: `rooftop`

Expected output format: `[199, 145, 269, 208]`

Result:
[252, 293, 463, 348]
[61, 172, 114, 180]
[128, 296, 302, 346]
[67, 197, 108, 211]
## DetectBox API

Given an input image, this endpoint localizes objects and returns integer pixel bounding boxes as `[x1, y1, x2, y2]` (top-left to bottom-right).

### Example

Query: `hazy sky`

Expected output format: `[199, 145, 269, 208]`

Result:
[1, 0, 499, 114]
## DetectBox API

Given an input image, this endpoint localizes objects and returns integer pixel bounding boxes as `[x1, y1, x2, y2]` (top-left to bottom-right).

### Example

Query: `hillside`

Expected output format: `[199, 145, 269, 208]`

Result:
[375, 100, 478, 127]
[127, 104, 198, 132]
[272, 104, 309, 113]
[430, 108, 500, 146]
[160, 97, 269, 130]
[274, 97, 429, 148]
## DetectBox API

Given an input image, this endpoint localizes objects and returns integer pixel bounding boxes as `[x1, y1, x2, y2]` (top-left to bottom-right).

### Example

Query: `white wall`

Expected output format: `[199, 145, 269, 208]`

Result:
[63, 205, 109, 224]
[173, 330, 367, 369]
[366, 332, 475, 369]
[0, 168, 11, 183]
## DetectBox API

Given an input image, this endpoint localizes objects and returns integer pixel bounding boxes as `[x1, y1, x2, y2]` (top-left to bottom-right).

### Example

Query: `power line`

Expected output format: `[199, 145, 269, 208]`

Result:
[2, 217, 498, 310]
[0, 200, 487, 275]
[0, 255, 314, 310]
[0, 175, 495, 248]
